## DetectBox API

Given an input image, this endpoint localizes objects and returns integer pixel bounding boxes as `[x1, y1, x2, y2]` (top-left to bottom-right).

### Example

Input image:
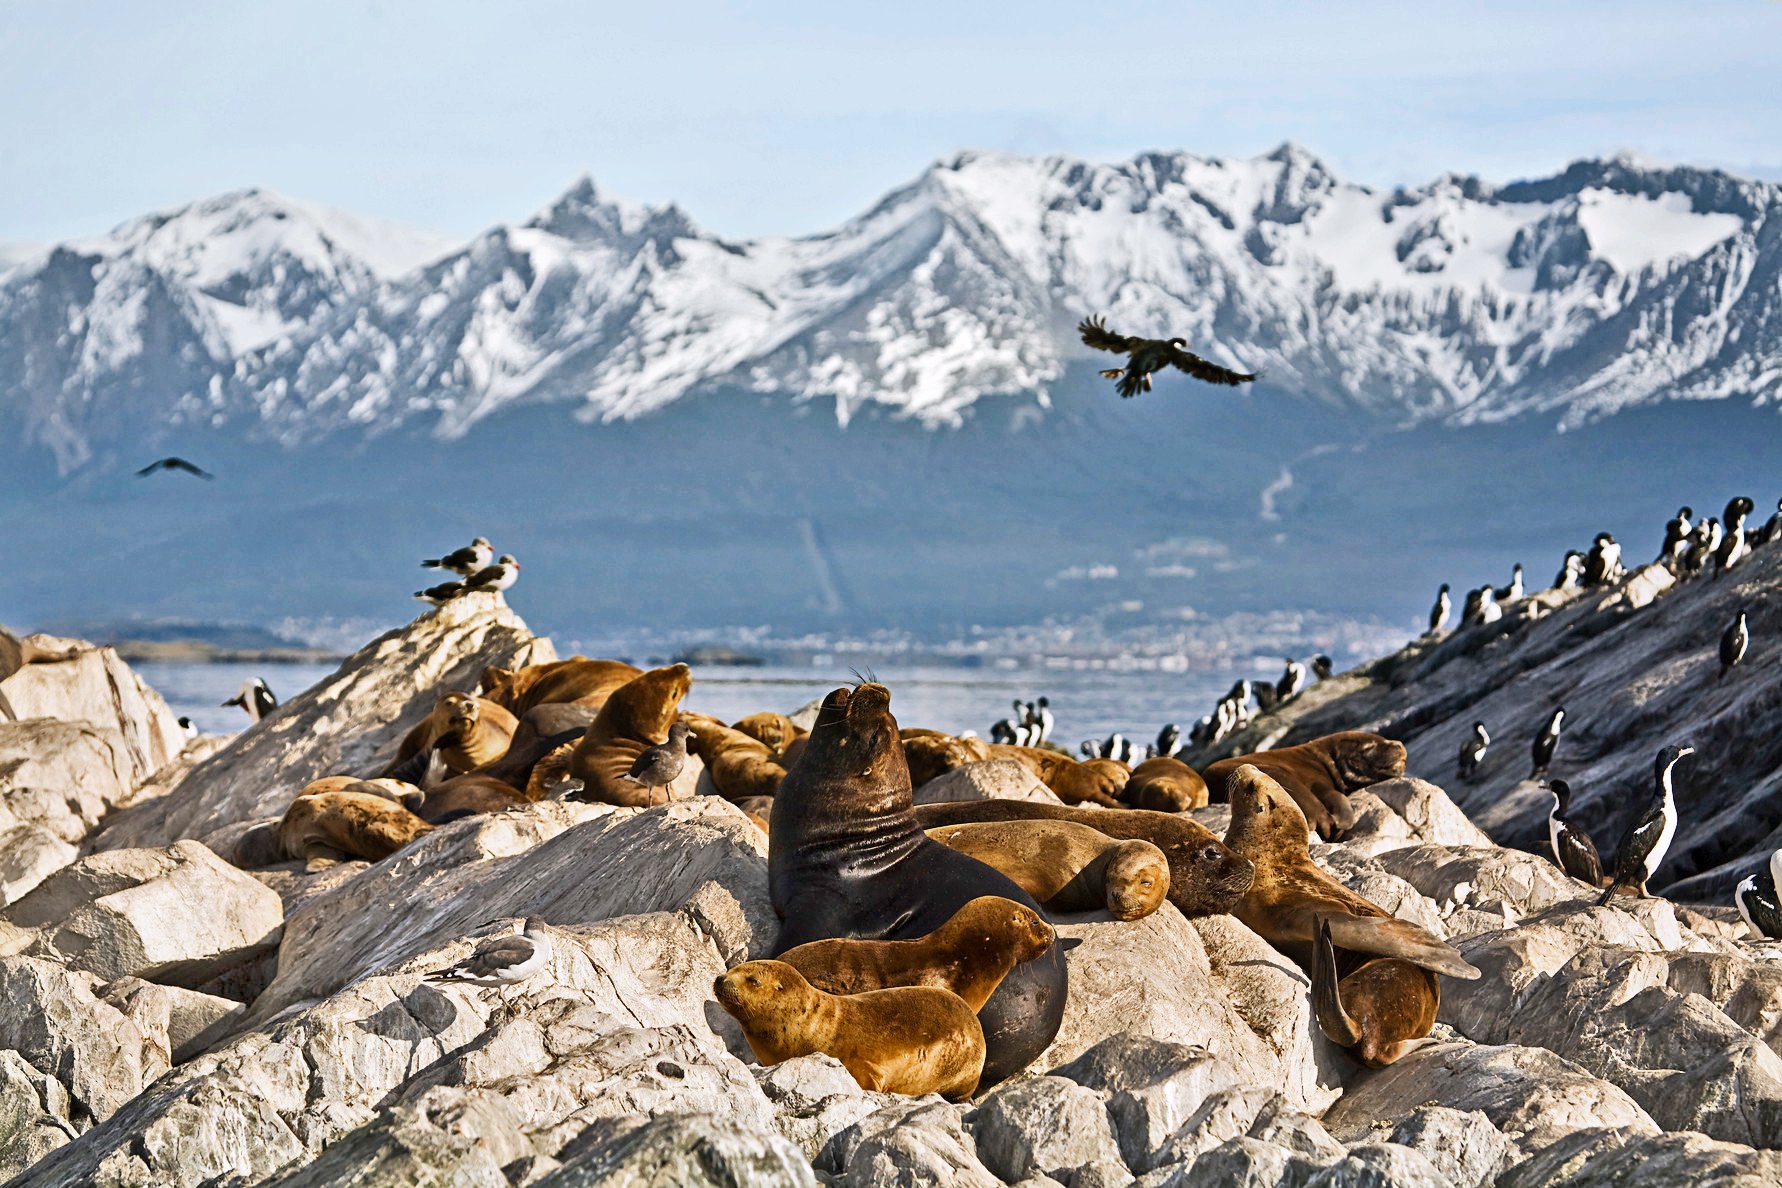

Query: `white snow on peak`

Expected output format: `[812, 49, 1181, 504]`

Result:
[1573, 189, 1743, 275]
[0, 240, 45, 279]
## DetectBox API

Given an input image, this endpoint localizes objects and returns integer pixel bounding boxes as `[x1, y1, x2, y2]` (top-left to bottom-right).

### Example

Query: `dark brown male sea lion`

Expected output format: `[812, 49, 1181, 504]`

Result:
[714, 959, 985, 1099]
[1204, 731, 1407, 840]
[911, 798, 1253, 919]
[926, 821, 1170, 920]
[769, 683, 1067, 1091]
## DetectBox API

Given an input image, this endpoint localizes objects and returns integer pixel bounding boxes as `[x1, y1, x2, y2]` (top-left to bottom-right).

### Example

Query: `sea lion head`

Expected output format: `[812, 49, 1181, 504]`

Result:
[951, 895, 1056, 964]
[606, 664, 694, 738]
[1080, 758, 1132, 798]
[1104, 840, 1170, 920]
[441, 692, 480, 730]
[479, 665, 515, 700]
[713, 958, 814, 1021]
[791, 683, 912, 815]
[1326, 732, 1408, 789]
[1223, 763, 1313, 864]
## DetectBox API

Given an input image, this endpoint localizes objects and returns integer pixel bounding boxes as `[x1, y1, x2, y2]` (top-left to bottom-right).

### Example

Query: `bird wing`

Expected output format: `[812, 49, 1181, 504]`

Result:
[169, 458, 216, 479]
[465, 935, 537, 974]
[623, 747, 661, 779]
[1560, 827, 1603, 885]
[1078, 315, 1135, 355]
[1613, 805, 1666, 878]
[134, 461, 163, 477]
[1167, 345, 1256, 386]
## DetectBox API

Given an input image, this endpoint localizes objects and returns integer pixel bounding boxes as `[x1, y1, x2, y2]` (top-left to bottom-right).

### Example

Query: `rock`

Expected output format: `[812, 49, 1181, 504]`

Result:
[1146, 1085, 1284, 1169]
[0, 1049, 76, 1181]
[1312, 1143, 1450, 1187]
[1311, 852, 1450, 939]
[0, 637, 185, 786]
[1384, 1105, 1516, 1187]
[1500, 1127, 1782, 1187]
[755, 1054, 900, 1163]
[99, 977, 246, 1064]
[1159, 1136, 1338, 1188]
[1051, 1034, 1246, 1171]
[243, 797, 770, 1028]
[829, 1101, 999, 1187]
[536, 1114, 815, 1187]
[971, 1075, 1125, 1183]
[2, 840, 284, 988]
[912, 760, 1062, 805]
[1362, 778, 1496, 848]
[0, 825, 78, 907]
[0, 720, 135, 846]
[0, 955, 163, 1121]
[1369, 844, 1591, 920]
[92, 593, 555, 850]
[1321, 1040, 1657, 1152]
[260, 1105, 508, 1187]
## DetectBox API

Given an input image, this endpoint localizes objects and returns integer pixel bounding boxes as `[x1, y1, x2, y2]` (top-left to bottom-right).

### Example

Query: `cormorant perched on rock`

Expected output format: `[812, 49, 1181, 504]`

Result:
[1428, 584, 1451, 634]
[1721, 612, 1749, 677]
[1078, 315, 1256, 398]
[1457, 722, 1489, 783]
[1531, 707, 1565, 778]
[1715, 497, 1755, 574]
[1600, 745, 1692, 902]
[1311, 655, 1334, 680]
[1660, 507, 1694, 567]
[1735, 852, 1782, 940]
[1544, 780, 1602, 886]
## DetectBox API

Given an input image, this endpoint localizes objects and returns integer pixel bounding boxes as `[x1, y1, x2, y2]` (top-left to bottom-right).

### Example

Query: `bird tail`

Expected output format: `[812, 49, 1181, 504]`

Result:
[421, 559, 441, 569]
[1597, 880, 1637, 906]
[1117, 373, 1144, 398]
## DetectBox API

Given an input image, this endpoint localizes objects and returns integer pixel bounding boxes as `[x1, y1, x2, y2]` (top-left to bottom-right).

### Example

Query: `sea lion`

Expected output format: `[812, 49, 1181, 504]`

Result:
[926, 821, 1170, 920]
[294, 775, 419, 802]
[390, 692, 518, 779]
[714, 959, 984, 1100]
[985, 746, 1126, 807]
[277, 787, 434, 869]
[731, 712, 806, 757]
[912, 798, 1253, 919]
[902, 729, 994, 788]
[683, 714, 790, 802]
[1221, 763, 1477, 1065]
[769, 683, 1067, 1091]
[480, 657, 643, 717]
[403, 775, 529, 822]
[1204, 731, 1407, 840]
[778, 895, 1055, 1010]
[543, 664, 693, 806]
[472, 702, 600, 791]
[1122, 756, 1209, 812]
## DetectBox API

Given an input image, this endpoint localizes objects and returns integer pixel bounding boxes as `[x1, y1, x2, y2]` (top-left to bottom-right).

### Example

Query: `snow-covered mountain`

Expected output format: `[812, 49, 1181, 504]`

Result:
[4, 145, 1779, 471]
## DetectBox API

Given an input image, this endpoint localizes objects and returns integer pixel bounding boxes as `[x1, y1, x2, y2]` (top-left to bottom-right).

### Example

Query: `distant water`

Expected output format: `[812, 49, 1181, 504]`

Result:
[138, 659, 1267, 750]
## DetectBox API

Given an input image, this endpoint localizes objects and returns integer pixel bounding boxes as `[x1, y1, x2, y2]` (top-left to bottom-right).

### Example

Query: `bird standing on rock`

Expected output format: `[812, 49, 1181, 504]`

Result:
[1077, 315, 1256, 398]
[1544, 779, 1603, 886]
[1600, 745, 1692, 903]
[618, 721, 697, 806]
[415, 581, 466, 606]
[1495, 564, 1524, 604]
[422, 537, 493, 576]
[1428, 584, 1452, 634]
[1311, 655, 1334, 680]
[1276, 658, 1307, 703]
[425, 918, 553, 993]
[1721, 612, 1749, 677]
[222, 678, 277, 723]
[1735, 852, 1782, 940]
[1660, 508, 1693, 567]
[1457, 722, 1489, 783]
[462, 555, 521, 595]
[1531, 707, 1565, 778]
[1715, 497, 1754, 574]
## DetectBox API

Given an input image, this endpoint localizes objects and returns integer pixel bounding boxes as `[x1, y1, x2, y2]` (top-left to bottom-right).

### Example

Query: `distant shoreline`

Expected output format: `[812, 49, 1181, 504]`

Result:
[114, 641, 345, 665]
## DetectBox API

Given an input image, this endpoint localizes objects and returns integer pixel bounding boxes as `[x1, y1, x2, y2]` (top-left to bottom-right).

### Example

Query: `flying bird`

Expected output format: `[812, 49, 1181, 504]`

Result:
[135, 457, 214, 480]
[1077, 315, 1256, 398]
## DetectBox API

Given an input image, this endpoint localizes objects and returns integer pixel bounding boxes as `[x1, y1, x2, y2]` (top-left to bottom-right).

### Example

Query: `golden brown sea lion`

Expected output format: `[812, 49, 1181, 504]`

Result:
[901, 729, 994, 789]
[471, 702, 600, 791]
[1122, 756, 1209, 812]
[911, 798, 1253, 920]
[544, 664, 693, 806]
[277, 787, 434, 869]
[1204, 731, 1407, 841]
[480, 657, 643, 717]
[391, 692, 518, 779]
[713, 959, 985, 1099]
[985, 746, 1126, 807]
[926, 821, 1170, 920]
[683, 713, 789, 802]
[1221, 763, 1477, 1065]
[778, 895, 1055, 1011]
[403, 775, 529, 822]
[731, 712, 806, 757]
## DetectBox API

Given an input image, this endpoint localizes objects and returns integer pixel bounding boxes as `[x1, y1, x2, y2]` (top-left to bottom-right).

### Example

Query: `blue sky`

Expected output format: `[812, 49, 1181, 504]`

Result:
[3, 1, 1779, 244]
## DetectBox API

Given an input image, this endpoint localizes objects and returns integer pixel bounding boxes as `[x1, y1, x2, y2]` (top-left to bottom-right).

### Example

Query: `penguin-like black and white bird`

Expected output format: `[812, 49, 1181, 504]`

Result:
[1479, 586, 1503, 625]
[221, 678, 277, 723]
[1033, 697, 1055, 745]
[1530, 706, 1565, 778]
[1583, 534, 1623, 586]
[990, 717, 1019, 746]
[177, 716, 197, 739]
[1714, 497, 1754, 574]
[421, 537, 494, 576]
[462, 555, 521, 595]
[1759, 499, 1782, 548]
[1311, 655, 1334, 680]
[1545, 779, 1603, 886]
[1460, 587, 1484, 627]
[1495, 564, 1525, 604]
[1428, 584, 1452, 635]
[1680, 518, 1715, 576]
[1552, 551, 1586, 591]
[1599, 744, 1693, 902]
[1155, 722, 1181, 758]
[415, 581, 466, 606]
[1253, 681, 1280, 712]
[1660, 507, 1693, 568]
[1457, 722, 1489, 783]
[1720, 611, 1749, 677]
[1734, 852, 1782, 940]
[1078, 739, 1099, 759]
[1276, 658, 1307, 703]
[1188, 716, 1215, 749]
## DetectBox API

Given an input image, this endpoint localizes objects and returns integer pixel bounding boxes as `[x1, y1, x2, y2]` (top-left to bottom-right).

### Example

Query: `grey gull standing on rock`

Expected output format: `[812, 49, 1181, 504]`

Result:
[425, 918, 553, 993]
[618, 721, 697, 806]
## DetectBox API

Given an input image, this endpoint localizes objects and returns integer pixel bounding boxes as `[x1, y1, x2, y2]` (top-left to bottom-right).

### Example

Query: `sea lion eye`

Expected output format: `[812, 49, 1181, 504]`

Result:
[1201, 846, 1220, 861]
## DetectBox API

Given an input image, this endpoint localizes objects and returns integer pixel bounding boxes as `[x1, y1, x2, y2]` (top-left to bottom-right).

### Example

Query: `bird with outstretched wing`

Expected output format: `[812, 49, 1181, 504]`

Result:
[1078, 314, 1256, 398]
[135, 457, 215, 480]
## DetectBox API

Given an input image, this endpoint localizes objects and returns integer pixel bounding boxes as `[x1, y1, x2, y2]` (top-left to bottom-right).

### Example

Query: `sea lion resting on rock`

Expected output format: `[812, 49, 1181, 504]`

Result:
[926, 822, 1170, 920]
[1204, 731, 1407, 841]
[476, 702, 600, 791]
[714, 959, 984, 1100]
[531, 665, 694, 807]
[389, 692, 518, 780]
[901, 729, 993, 789]
[1221, 763, 1478, 1066]
[912, 799, 1253, 919]
[480, 657, 643, 717]
[778, 895, 1055, 1010]
[770, 683, 1067, 1091]
[682, 714, 790, 802]
[402, 775, 529, 823]
[277, 784, 434, 870]
[731, 712, 806, 757]
[1122, 756, 1209, 812]
[986, 745, 1126, 807]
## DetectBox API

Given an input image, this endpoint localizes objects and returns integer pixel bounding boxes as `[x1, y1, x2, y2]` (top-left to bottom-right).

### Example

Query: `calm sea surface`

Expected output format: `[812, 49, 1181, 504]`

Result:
[137, 660, 1267, 750]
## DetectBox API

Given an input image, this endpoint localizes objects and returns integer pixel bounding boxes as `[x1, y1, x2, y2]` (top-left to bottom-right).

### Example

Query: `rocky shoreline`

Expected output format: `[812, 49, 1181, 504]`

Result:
[3, 593, 1781, 1186]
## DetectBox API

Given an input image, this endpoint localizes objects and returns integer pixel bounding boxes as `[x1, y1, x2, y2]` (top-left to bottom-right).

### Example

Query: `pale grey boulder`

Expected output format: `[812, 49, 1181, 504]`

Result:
[259, 1105, 508, 1188]
[1050, 1033, 1247, 1172]
[1157, 1135, 1338, 1188]
[0, 720, 135, 847]
[1384, 1105, 1517, 1187]
[0, 825, 78, 908]
[1363, 778, 1496, 849]
[0, 1049, 77, 1181]
[838, 1101, 998, 1188]
[1499, 1127, 1782, 1187]
[970, 1075, 1125, 1183]
[754, 1054, 905, 1163]
[98, 977, 246, 1064]
[1311, 1143, 1450, 1187]
[0, 955, 164, 1123]
[912, 759, 1062, 805]
[536, 1114, 815, 1187]
[2, 840, 284, 987]
[0, 636, 186, 788]
[92, 592, 556, 850]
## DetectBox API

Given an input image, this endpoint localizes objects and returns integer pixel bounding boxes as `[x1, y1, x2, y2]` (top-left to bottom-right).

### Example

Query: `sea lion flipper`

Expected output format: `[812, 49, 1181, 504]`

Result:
[1311, 917, 1361, 1047]
[1322, 913, 1480, 980]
